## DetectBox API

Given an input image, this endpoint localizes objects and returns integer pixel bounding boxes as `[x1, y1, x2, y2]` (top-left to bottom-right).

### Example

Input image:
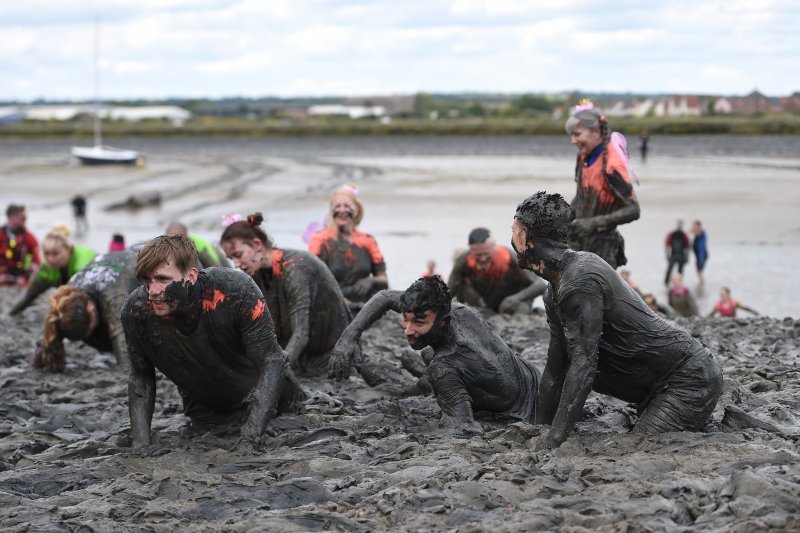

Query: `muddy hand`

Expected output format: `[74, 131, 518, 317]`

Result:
[570, 218, 597, 239]
[498, 295, 520, 314]
[328, 337, 358, 381]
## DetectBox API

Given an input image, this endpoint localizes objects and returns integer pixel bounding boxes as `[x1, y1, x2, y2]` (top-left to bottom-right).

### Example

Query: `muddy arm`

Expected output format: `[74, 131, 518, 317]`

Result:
[427, 360, 475, 425]
[237, 288, 288, 443]
[500, 275, 547, 312]
[328, 289, 403, 380]
[572, 171, 641, 237]
[545, 294, 603, 449]
[124, 316, 156, 447]
[99, 289, 130, 369]
[536, 319, 568, 425]
[9, 275, 53, 315]
[283, 269, 313, 369]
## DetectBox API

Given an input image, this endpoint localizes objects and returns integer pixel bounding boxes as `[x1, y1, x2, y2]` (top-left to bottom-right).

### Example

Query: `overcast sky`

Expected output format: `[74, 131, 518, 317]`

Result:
[2, 0, 798, 102]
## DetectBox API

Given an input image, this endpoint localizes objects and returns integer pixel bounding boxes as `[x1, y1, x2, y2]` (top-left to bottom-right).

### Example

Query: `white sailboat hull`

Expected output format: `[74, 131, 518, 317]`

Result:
[71, 144, 142, 165]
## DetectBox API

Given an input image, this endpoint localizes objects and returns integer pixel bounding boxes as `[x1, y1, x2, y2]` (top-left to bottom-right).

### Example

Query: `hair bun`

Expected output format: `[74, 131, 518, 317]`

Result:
[247, 212, 264, 226]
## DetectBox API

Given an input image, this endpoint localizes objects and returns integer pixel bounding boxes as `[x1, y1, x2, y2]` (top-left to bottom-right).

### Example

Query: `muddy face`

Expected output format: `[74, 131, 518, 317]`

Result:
[330, 193, 358, 233]
[142, 261, 197, 317]
[468, 241, 496, 272]
[222, 238, 263, 276]
[510, 220, 544, 274]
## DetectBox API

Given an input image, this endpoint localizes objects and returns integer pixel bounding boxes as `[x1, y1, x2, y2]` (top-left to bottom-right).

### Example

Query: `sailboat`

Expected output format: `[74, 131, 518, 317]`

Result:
[71, 20, 143, 166]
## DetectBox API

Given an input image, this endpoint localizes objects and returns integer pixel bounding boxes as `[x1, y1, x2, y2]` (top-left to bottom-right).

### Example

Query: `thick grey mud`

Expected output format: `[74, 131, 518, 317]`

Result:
[1, 287, 799, 531]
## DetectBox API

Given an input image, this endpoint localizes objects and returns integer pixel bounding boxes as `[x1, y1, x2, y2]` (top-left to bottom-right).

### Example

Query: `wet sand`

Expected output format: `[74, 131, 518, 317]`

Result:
[0, 137, 799, 530]
[0, 135, 798, 316]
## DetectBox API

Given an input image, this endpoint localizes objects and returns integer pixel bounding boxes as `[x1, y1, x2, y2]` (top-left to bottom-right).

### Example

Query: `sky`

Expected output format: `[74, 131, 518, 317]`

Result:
[2, 0, 799, 102]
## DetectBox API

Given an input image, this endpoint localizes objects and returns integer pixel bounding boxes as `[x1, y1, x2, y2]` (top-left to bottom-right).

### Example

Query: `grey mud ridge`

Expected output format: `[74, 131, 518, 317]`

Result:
[1, 286, 799, 531]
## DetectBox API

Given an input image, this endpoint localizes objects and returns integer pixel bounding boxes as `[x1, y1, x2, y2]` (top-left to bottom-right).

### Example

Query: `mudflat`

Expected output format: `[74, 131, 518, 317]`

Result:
[0, 136, 798, 530]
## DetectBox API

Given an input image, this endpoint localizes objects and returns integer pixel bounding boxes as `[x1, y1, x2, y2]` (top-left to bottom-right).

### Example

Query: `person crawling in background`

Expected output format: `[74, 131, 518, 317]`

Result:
[9, 223, 96, 315]
[121, 234, 304, 448]
[511, 191, 722, 450]
[32, 249, 140, 372]
[329, 275, 538, 431]
[448, 227, 546, 314]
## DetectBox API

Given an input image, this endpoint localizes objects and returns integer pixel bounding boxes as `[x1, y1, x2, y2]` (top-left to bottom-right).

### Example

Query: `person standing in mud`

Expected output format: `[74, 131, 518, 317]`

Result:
[448, 227, 545, 314]
[329, 276, 539, 429]
[308, 184, 388, 305]
[220, 213, 351, 376]
[511, 192, 722, 449]
[70, 193, 88, 236]
[122, 234, 304, 447]
[9, 223, 96, 315]
[165, 221, 227, 268]
[32, 249, 140, 372]
[692, 220, 709, 285]
[664, 220, 690, 286]
[565, 103, 640, 268]
[0, 204, 39, 287]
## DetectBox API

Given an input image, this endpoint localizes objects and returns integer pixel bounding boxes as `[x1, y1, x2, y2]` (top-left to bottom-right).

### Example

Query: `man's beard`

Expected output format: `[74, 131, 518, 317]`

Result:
[511, 240, 541, 272]
[407, 318, 450, 350]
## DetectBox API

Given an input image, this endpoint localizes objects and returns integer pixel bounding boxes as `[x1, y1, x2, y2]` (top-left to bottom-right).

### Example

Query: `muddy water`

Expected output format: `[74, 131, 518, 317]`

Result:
[1, 287, 799, 531]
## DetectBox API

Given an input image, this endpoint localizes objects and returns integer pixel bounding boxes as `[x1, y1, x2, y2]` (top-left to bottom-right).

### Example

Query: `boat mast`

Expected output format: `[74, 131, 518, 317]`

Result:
[93, 16, 102, 147]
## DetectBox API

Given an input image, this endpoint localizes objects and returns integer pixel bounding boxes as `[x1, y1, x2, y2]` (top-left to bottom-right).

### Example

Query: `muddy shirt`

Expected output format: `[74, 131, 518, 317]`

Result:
[668, 287, 699, 317]
[545, 251, 704, 405]
[69, 250, 139, 361]
[122, 268, 289, 414]
[252, 248, 351, 373]
[426, 304, 538, 423]
[448, 246, 533, 311]
[570, 142, 637, 267]
[308, 228, 386, 301]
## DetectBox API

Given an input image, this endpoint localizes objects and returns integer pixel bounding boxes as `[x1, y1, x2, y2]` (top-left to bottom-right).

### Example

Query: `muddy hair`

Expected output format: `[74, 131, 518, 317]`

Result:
[566, 107, 611, 184]
[401, 276, 452, 319]
[514, 192, 574, 245]
[43, 222, 73, 251]
[41, 285, 92, 371]
[136, 234, 199, 280]
[219, 212, 273, 248]
[468, 227, 491, 245]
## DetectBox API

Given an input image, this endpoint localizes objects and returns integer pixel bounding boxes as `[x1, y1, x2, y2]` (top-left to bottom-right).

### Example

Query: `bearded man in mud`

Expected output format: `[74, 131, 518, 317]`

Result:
[121, 234, 304, 448]
[329, 275, 538, 429]
[511, 192, 723, 449]
[448, 227, 546, 314]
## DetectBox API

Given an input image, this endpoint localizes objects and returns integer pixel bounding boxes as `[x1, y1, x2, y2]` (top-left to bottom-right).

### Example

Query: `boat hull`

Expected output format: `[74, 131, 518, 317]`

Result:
[71, 145, 143, 166]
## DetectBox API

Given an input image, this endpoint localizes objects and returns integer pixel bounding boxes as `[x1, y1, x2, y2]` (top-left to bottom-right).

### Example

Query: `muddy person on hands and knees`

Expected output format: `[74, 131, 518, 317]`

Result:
[512, 192, 723, 450]
[122, 234, 304, 448]
[329, 276, 538, 431]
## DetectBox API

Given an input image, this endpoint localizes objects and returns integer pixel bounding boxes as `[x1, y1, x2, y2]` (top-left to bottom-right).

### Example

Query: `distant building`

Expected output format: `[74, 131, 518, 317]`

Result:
[16, 104, 192, 125]
[104, 106, 191, 126]
[712, 97, 733, 114]
[308, 104, 386, 119]
[342, 95, 415, 116]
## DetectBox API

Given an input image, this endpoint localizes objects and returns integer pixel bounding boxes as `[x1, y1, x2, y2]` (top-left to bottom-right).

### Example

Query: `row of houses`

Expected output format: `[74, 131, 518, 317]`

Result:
[597, 91, 800, 118]
[0, 104, 192, 125]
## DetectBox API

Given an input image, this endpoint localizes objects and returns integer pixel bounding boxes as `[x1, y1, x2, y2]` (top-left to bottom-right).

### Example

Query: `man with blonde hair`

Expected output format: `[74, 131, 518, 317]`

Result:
[122, 234, 304, 448]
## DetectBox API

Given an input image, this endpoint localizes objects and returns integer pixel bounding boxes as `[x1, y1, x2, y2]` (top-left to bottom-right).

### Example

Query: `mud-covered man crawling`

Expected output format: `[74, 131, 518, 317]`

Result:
[329, 276, 538, 430]
[121, 234, 304, 448]
[511, 192, 723, 449]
